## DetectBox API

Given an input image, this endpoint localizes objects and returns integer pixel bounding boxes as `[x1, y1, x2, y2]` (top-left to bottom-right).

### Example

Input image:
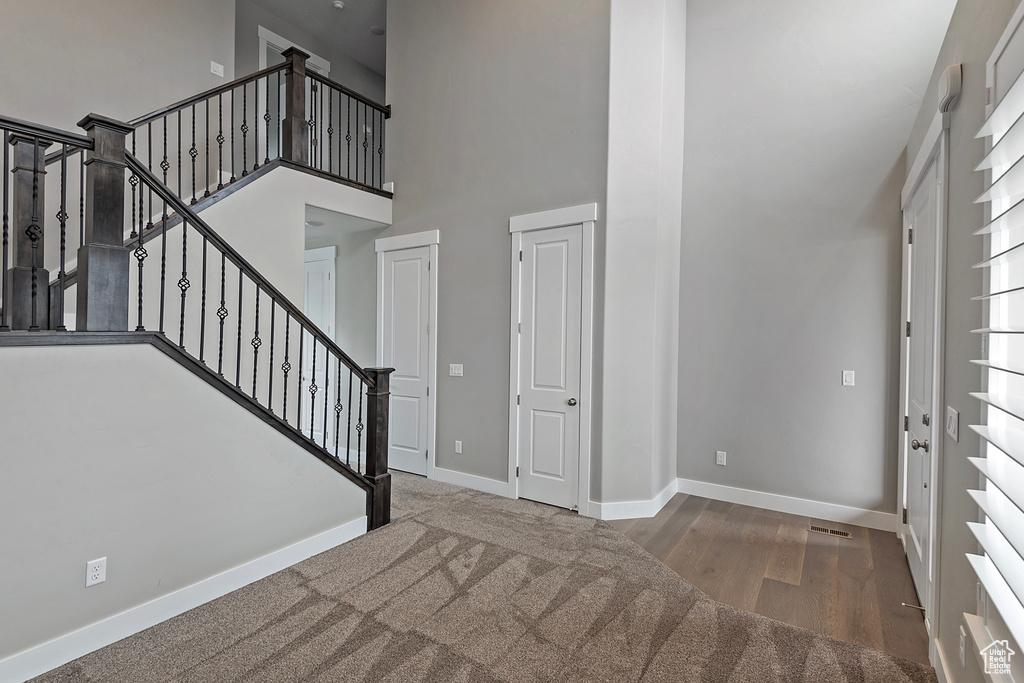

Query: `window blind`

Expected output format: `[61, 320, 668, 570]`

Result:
[971, 63, 1024, 654]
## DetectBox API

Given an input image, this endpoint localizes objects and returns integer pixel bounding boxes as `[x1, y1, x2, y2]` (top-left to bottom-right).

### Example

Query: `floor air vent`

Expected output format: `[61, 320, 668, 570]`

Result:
[808, 524, 851, 539]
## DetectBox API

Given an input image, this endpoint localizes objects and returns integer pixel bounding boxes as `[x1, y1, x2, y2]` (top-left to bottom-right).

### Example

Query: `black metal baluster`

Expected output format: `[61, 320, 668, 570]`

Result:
[199, 237, 207, 363]
[253, 80, 259, 172]
[379, 109, 385, 189]
[57, 146, 68, 331]
[356, 383, 364, 472]
[178, 219, 189, 348]
[241, 82, 248, 177]
[28, 137, 40, 331]
[346, 97, 352, 180]
[161, 117, 169, 188]
[134, 172, 147, 331]
[230, 88, 236, 183]
[79, 151, 84, 246]
[251, 284, 261, 398]
[177, 111, 182, 199]
[148, 122, 153, 176]
[158, 193, 167, 333]
[282, 313, 291, 422]
[217, 253, 227, 374]
[370, 108, 375, 188]
[362, 103, 369, 185]
[322, 353, 330, 449]
[309, 340, 318, 436]
[264, 75, 271, 164]
[333, 358, 342, 457]
[190, 105, 198, 204]
[205, 99, 212, 197]
[319, 82, 324, 171]
[217, 94, 224, 190]
[130, 135, 138, 240]
[328, 88, 334, 174]
[308, 81, 316, 166]
[346, 368, 353, 466]
[235, 268, 243, 387]
[1, 133, 9, 332]
[296, 327, 304, 428]
[267, 302, 275, 411]
[277, 70, 283, 158]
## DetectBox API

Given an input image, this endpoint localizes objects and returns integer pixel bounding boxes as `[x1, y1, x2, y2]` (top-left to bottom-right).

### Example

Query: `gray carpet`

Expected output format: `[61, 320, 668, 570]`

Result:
[34, 472, 937, 682]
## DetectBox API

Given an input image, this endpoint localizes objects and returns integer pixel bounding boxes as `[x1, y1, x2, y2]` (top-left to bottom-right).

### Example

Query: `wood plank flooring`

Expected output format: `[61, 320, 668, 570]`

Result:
[609, 494, 930, 665]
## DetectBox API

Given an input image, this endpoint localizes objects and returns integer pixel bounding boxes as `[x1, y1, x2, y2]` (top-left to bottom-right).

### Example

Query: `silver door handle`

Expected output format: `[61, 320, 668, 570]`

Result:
[911, 439, 929, 452]
[567, 398, 577, 406]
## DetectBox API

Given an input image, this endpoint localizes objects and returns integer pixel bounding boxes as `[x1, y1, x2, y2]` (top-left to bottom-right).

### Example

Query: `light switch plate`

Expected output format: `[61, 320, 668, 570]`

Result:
[210, 61, 224, 77]
[449, 364, 463, 377]
[455, 440, 462, 454]
[842, 370, 855, 387]
[946, 406, 959, 442]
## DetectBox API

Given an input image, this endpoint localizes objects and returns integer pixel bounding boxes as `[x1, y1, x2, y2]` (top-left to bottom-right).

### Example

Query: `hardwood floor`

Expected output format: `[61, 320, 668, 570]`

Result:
[609, 494, 931, 665]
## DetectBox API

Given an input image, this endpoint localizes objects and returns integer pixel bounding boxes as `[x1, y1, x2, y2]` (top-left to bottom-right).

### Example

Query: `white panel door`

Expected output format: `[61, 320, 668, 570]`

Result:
[518, 224, 582, 509]
[382, 246, 431, 475]
[906, 157, 938, 606]
[303, 252, 335, 447]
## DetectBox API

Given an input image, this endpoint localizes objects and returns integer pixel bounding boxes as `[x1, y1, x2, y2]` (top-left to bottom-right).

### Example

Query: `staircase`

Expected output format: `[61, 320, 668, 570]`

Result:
[0, 49, 394, 530]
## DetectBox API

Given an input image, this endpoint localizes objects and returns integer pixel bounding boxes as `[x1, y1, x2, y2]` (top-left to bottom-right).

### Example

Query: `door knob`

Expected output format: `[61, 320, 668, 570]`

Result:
[911, 439, 929, 452]
[567, 398, 578, 406]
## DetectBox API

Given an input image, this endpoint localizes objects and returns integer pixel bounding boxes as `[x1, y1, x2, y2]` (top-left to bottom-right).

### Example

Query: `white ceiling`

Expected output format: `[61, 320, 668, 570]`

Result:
[250, 0, 386, 75]
[304, 205, 387, 242]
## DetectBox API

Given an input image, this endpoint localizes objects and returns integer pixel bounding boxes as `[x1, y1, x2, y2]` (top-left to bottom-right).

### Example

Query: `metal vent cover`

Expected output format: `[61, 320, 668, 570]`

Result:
[808, 524, 851, 539]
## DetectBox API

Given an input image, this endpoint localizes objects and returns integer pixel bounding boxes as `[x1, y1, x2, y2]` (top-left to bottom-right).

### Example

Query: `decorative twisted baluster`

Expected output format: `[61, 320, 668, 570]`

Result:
[251, 284, 261, 398]
[27, 137, 41, 332]
[356, 385, 364, 472]
[217, 94, 224, 190]
[334, 359, 343, 457]
[241, 82, 249, 177]
[178, 220, 190, 348]
[56, 146, 68, 331]
[282, 313, 291, 423]
[134, 173, 147, 331]
[1, 135, 9, 332]
[217, 253, 227, 375]
[264, 75, 271, 164]
[309, 340, 318, 436]
[190, 105, 198, 204]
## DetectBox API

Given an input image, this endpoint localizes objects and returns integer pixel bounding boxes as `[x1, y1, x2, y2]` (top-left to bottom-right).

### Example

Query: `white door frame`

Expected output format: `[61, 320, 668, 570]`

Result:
[898, 110, 949, 645]
[508, 203, 596, 518]
[375, 230, 439, 479]
[258, 26, 331, 75]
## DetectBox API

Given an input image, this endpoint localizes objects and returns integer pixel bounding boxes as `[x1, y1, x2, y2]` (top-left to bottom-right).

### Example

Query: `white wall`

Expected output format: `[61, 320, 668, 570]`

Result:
[0, 343, 365, 663]
[235, 0, 386, 103]
[676, 0, 955, 515]
[0, 0, 236, 130]
[905, 1, 1021, 680]
[383, 0, 610, 483]
[600, 0, 685, 504]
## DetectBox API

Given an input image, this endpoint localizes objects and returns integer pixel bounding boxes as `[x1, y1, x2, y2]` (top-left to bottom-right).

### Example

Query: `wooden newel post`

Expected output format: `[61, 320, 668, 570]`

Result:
[281, 47, 309, 166]
[364, 367, 394, 530]
[5, 134, 52, 330]
[77, 114, 133, 332]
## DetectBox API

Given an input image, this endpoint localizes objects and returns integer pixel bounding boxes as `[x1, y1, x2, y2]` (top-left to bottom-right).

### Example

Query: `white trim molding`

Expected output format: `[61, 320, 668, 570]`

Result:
[591, 479, 678, 521]
[375, 230, 440, 253]
[507, 205, 597, 517]
[677, 479, 898, 531]
[509, 203, 599, 233]
[257, 25, 331, 75]
[433, 467, 511, 498]
[304, 245, 337, 262]
[0, 518, 366, 683]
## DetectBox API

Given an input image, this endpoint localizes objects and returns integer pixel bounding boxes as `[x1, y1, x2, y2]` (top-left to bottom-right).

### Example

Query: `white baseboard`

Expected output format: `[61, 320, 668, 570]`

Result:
[675, 478, 898, 532]
[591, 479, 679, 521]
[933, 636, 952, 683]
[0, 517, 366, 683]
[433, 466, 511, 497]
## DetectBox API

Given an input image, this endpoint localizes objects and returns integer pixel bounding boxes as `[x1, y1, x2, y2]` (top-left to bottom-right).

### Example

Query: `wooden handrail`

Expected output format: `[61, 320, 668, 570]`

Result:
[124, 152, 375, 387]
[0, 115, 94, 149]
[128, 63, 291, 127]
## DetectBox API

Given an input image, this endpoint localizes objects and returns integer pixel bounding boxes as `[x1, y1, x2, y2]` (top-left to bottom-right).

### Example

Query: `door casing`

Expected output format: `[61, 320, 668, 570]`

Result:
[508, 203, 596, 518]
[897, 110, 949, 645]
[376, 230, 439, 480]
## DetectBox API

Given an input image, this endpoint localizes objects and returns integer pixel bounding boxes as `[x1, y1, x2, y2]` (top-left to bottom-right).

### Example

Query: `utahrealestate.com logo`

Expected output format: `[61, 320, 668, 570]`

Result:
[980, 639, 1015, 676]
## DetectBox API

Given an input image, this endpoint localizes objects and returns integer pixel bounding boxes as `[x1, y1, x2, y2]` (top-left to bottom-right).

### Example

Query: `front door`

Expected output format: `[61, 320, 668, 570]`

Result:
[905, 155, 939, 610]
[516, 224, 582, 509]
[381, 246, 431, 475]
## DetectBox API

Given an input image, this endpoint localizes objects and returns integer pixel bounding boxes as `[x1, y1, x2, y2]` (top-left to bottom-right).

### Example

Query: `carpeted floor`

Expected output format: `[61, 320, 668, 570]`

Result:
[34, 473, 937, 682]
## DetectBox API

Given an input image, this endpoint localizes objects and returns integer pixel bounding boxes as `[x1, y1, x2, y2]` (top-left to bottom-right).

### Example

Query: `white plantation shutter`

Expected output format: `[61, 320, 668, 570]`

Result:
[971, 53, 1024, 655]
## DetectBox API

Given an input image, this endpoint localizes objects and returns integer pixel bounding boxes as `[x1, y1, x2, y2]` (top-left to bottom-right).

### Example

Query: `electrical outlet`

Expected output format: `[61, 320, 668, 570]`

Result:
[946, 406, 959, 442]
[449, 364, 463, 377]
[842, 370, 855, 387]
[210, 61, 224, 77]
[455, 440, 462, 454]
[86, 557, 106, 587]
[959, 625, 966, 667]
[716, 451, 727, 466]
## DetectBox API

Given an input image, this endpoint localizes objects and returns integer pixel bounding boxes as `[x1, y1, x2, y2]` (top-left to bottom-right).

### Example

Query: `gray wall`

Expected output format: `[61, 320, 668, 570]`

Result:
[306, 227, 383, 369]
[0, 343, 365, 661]
[0, 0, 236, 130]
[906, 0, 1021, 680]
[235, 0, 385, 103]
[676, 0, 953, 515]
[383, 0, 610, 482]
